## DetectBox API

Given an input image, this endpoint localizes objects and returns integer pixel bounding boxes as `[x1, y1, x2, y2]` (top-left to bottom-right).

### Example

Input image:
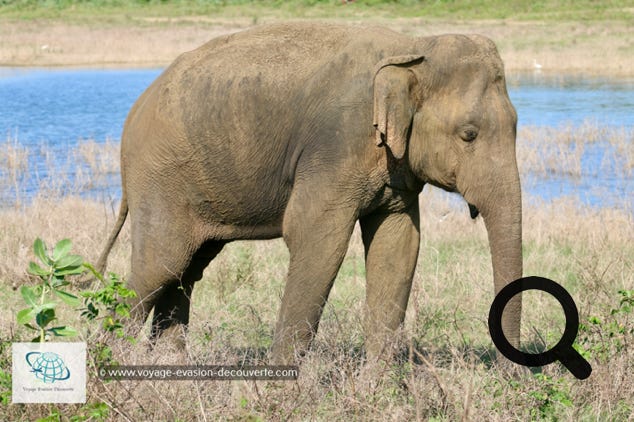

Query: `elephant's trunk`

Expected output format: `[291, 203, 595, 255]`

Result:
[477, 172, 523, 347]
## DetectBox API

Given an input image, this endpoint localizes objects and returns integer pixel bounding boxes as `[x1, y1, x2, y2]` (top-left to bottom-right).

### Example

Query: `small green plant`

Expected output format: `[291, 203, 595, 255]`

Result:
[17, 238, 138, 342]
[11, 238, 135, 420]
[0, 367, 11, 406]
[0, 340, 10, 405]
[17, 238, 83, 342]
[70, 401, 110, 422]
[81, 263, 137, 339]
[577, 288, 633, 362]
[614, 288, 633, 314]
[529, 373, 573, 420]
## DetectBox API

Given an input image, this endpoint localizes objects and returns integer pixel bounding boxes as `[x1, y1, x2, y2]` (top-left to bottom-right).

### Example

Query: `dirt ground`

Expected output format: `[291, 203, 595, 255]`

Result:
[1, 17, 632, 75]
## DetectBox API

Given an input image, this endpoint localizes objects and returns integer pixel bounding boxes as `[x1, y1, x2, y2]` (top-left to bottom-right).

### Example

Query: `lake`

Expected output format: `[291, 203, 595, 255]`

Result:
[0, 67, 632, 209]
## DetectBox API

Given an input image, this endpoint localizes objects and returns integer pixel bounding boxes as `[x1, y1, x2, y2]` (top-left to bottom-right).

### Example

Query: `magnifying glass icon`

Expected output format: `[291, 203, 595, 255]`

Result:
[488, 276, 592, 380]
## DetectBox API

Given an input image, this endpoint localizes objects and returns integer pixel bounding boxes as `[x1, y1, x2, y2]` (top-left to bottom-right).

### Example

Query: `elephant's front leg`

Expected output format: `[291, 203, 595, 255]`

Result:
[272, 188, 357, 364]
[360, 204, 420, 361]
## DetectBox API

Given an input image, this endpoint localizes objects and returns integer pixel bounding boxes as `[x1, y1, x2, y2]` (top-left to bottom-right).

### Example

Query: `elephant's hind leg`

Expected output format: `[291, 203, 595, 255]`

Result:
[150, 240, 225, 347]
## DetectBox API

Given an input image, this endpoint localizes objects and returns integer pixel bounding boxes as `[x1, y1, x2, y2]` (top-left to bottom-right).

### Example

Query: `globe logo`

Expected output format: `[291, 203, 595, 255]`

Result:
[25, 351, 71, 383]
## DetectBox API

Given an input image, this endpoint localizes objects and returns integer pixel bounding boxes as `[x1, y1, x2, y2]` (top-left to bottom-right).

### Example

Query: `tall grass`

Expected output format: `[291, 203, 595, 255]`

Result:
[518, 121, 634, 178]
[1, 194, 631, 419]
[0, 136, 121, 207]
[0, 123, 632, 419]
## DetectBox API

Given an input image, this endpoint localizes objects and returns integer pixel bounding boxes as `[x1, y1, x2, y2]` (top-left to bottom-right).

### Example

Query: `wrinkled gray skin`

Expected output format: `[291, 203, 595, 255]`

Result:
[98, 23, 522, 364]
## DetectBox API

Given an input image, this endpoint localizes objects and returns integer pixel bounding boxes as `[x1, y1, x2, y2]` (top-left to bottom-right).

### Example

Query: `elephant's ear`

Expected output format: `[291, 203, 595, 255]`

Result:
[373, 54, 424, 160]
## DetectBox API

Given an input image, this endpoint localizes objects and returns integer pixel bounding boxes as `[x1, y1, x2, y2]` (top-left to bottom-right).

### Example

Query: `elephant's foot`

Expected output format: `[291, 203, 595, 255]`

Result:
[270, 327, 313, 365]
[364, 326, 408, 365]
[151, 323, 189, 351]
[493, 353, 531, 378]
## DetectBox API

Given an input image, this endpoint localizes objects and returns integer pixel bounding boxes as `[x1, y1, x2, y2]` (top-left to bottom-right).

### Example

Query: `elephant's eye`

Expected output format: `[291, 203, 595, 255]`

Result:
[460, 127, 479, 142]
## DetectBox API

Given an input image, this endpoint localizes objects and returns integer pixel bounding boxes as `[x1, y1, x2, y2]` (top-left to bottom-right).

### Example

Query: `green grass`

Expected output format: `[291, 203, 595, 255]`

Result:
[1, 0, 633, 22]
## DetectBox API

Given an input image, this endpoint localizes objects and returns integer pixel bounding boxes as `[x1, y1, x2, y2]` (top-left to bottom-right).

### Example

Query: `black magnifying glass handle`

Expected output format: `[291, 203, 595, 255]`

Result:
[556, 347, 592, 380]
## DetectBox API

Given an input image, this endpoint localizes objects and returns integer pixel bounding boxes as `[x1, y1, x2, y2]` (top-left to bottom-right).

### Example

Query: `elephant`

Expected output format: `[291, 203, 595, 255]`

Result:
[97, 22, 523, 364]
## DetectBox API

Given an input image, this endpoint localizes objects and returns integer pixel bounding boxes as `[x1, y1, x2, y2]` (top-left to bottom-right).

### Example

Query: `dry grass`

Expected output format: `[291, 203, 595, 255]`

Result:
[0, 17, 632, 75]
[0, 124, 633, 419]
[1, 192, 632, 420]
[0, 134, 30, 207]
[77, 138, 120, 177]
[0, 136, 121, 207]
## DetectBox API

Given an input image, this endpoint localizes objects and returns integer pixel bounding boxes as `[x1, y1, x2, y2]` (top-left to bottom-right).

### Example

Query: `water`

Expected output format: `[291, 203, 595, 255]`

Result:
[507, 72, 634, 128]
[0, 67, 162, 149]
[0, 68, 161, 202]
[507, 72, 633, 208]
[0, 68, 632, 209]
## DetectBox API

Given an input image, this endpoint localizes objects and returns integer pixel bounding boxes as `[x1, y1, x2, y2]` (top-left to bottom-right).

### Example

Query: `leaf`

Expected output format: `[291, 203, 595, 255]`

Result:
[49, 326, 78, 337]
[52, 239, 72, 262]
[33, 238, 50, 265]
[48, 278, 62, 290]
[54, 266, 86, 277]
[120, 286, 137, 298]
[35, 302, 57, 313]
[81, 302, 99, 320]
[588, 316, 601, 325]
[103, 318, 123, 332]
[35, 308, 56, 328]
[52, 280, 70, 288]
[54, 289, 81, 307]
[80, 290, 93, 298]
[28, 261, 50, 277]
[55, 254, 84, 270]
[20, 286, 38, 307]
[17, 308, 36, 325]
[115, 303, 130, 317]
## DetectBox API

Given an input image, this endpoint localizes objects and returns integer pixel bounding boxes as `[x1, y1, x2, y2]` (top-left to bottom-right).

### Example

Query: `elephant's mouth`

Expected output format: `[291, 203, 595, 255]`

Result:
[468, 203, 480, 219]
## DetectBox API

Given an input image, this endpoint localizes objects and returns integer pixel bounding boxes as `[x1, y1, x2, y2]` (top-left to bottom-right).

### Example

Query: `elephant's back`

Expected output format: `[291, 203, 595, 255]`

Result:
[159, 22, 410, 104]
[120, 23, 412, 233]
[178, 23, 373, 81]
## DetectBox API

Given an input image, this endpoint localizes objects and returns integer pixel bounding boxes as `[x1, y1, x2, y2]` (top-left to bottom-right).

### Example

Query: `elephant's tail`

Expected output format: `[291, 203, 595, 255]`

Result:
[96, 192, 128, 275]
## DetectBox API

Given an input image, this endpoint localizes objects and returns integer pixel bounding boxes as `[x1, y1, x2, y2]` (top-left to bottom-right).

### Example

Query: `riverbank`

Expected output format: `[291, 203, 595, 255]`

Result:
[1, 16, 632, 75]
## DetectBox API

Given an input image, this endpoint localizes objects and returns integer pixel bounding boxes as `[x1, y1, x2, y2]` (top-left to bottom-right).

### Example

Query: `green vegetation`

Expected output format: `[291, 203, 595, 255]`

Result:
[577, 288, 634, 363]
[1, 0, 632, 22]
[17, 238, 136, 342]
[18, 238, 84, 342]
[0, 238, 136, 419]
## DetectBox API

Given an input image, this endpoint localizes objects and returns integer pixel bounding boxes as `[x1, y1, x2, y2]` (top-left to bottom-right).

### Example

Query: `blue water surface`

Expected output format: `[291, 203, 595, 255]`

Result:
[507, 72, 634, 128]
[0, 67, 162, 148]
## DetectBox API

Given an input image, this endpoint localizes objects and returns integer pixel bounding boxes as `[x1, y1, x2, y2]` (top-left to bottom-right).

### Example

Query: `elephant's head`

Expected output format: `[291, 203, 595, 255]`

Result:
[373, 34, 522, 346]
